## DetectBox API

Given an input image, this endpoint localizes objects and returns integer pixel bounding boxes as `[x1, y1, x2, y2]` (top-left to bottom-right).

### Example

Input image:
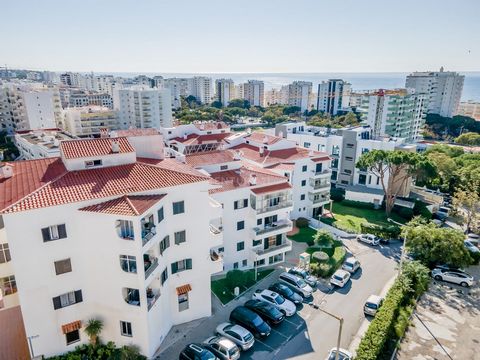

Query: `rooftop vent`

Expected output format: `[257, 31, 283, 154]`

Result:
[0, 164, 13, 178]
[263, 136, 269, 144]
[249, 174, 257, 186]
[111, 140, 120, 153]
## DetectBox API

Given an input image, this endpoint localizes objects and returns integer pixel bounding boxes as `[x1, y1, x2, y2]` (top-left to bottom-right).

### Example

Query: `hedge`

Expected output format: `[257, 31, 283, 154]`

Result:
[295, 217, 309, 228]
[330, 188, 345, 202]
[360, 223, 401, 239]
[341, 199, 375, 210]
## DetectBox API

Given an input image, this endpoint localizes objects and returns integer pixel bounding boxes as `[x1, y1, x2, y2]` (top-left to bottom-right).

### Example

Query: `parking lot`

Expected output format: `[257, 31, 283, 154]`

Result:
[157, 238, 401, 359]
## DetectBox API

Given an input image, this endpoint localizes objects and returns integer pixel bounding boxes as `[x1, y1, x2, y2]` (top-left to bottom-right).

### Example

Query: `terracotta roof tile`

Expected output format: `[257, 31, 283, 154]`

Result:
[186, 150, 236, 167]
[193, 121, 228, 130]
[251, 182, 292, 194]
[245, 131, 282, 145]
[172, 133, 230, 145]
[80, 194, 166, 216]
[60, 137, 135, 159]
[114, 128, 160, 137]
[137, 157, 209, 178]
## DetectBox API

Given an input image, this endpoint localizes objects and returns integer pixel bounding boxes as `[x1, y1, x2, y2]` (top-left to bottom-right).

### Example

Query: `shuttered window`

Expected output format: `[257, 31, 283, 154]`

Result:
[53, 290, 83, 310]
[171, 259, 192, 274]
[159, 236, 170, 255]
[41, 224, 67, 242]
[174, 230, 186, 245]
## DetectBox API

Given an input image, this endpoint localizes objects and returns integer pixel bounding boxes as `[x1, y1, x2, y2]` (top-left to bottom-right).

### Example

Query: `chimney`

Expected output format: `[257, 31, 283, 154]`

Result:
[249, 174, 257, 186]
[233, 150, 241, 161]
[259, 147, 265, 157]
[0, 164, 13, 179]
[183, 133, 188, 140]
[111, 140, 120, 153]
[110, 130, 118, 138]
[263, 136, 269, 144]
[200, 123, 205, 130]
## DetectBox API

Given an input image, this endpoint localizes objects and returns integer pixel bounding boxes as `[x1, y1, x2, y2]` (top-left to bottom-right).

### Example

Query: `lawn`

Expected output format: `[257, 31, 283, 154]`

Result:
[322, 202, 406, 233]
[211, 269, 274, 305]
[288, 226, 317, 244]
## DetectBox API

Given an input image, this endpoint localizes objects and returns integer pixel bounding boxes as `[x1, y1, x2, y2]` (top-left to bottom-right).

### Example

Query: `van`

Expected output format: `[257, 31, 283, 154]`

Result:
[279, 272, 313, 298]
[364, 295, 383, 316]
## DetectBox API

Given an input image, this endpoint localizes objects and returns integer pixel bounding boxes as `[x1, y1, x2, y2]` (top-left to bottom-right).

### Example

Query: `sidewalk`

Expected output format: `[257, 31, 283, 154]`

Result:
[308, 217, 356, 239]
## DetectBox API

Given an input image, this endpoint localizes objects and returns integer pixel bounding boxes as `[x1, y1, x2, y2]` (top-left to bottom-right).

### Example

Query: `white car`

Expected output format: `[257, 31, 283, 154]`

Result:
[364, 295, 383, 316]
[467, 233, 479, 246]
[215, 322, 254, 351]
[342, 257, 360, 273]
[431, 268, 474, 287]
[252, 289, 296, 316]
[279, 272, 313, 298]
[464, 240, 480, 253]
[356, 234, 380, 246]
[330, 270, 351, 288]
[325, 347, 353, 360]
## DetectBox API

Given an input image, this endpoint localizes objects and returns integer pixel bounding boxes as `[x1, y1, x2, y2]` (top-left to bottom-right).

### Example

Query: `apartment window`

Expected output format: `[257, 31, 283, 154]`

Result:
[171, 259, 192, 274]
[344, 169, 352, 175]
[346, 143, 354, 149]
[54, 258, 72, 275]
[358, 174, 367, 185]
[300, 194, 305, 201]
[178, 293, 189, 312]
[173, 201, 185, 215]
[53, 290, 83, 310]
[234, 199, 248, 210]
[120, 321, 132, 337]
[302, 165, 307, 172]
[119, 255, 137, 273]
[157, 207, 164, 223]
[160, 235, 170, 255]
[220, 165, 228, 170]
[65, 330, 80, 345]
[161, 267, 168, 285]
[237, 221, 245, 230]
[345, 156, 353, 161]
[253, 239, 262, 247]
[0, 243, 11, 264]
[41, 224, 67, 242]
[0, 275, 17, 295]
[233, 262, 239, 269]
[237, 241, 245, 251]
[368, 175, 372, 185]
[303, 142, 311, 148]
[85, 159, 102, 168]
[257, 218, 262, 226]
[376, 177, 380, 185]
[242, 259, 248, 267]
[301, 180, 306, 187]
[174, 230, 186, 245]
[255, 259, 265, 266]
[315, 163, 323, 173]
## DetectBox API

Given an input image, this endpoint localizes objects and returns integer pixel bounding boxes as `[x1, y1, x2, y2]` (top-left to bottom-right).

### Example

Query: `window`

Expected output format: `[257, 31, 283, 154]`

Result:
[303, 142, 311, 148]
[233, 262, 239, 269]
[117, 220, 134, 239]
[253, 239, 262, 247]
[120, 255, 136, 273]
[85, 159, 102, 168]
[55, 259, 72, 275]
[301, 180, 306, 187]
[302, 165, 307, 172]
[255, 259, 265, 266]
[161, 267, 168, 285]
[172, 201, 185, 215]
[53, 290, 83, 310]
[237, 241, 245, 251]
[344, 169, 352, 175]
[41, 224, 67, 242]
[220, 165, 228, 170]
[120, 321, 132, 337]
[345, 156, 353, 161]
[234, 199, 248, 210]
[157, 207, 164, 223]
[178, 293, 189, 312]
[171, 259, 192, 274]
[257, 218, 262, 226]
[376, 177, 380, 185]
[358, 174, 367, 185]
[65, 330, 80, 345]
[242, 259, 248, 267]
[237, 221, 245, 230]
[0, 243, 11, 264]
[174, 230, 186, 245]
[346, 143, 354, 148]
[300, 194, 305, 200]
[160, 235, 170, 255]
[0, 275, 16, 295]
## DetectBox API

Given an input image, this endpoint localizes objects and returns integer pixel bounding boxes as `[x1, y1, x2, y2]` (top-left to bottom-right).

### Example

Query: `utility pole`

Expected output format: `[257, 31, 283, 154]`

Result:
[310, 302, 344, 360]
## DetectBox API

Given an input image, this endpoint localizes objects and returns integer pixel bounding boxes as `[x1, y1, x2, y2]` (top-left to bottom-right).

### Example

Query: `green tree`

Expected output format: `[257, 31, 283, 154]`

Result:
[118, 345, 146, 360]
[313, 229, 335, 247]
[455, 132, 480, 146]
[210, 100, 223, 109]
[283, 106, 301, 115]
[356, 150, 435, 215]
[84, 318, 104, 346]
[453, 184, 480, 232]
[227, 98, 250, 109]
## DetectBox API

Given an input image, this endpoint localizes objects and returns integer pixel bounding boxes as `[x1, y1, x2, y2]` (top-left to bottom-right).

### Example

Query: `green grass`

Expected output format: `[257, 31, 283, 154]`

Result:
[288, 227, 317, 243]
[323, 202, 406, 233]
[211, 269, 274, 305]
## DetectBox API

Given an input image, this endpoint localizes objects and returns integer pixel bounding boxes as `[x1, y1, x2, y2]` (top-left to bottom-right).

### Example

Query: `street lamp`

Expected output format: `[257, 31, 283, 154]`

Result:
[27, 335, 39, 359]
[388, 217, 406, 276]
[310, 302, 344, 360]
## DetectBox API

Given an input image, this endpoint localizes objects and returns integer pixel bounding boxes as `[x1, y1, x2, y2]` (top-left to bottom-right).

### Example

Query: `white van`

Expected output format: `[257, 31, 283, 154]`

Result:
[364, 295, 383, 316]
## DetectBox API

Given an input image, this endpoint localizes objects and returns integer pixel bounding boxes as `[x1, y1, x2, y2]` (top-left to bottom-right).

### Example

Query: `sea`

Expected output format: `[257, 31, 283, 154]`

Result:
[111, 72, 480, 102]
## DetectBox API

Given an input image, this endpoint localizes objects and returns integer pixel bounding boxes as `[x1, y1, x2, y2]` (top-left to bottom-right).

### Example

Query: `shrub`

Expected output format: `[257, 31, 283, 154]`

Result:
[295, 217, 309, 228]
[314, 229, 335, 247]
[309, 262, 331, 277]
[413, 200, 432, 219]
[312, 251, 329, 262]
[341, 199, 375, 210]
[396, 207, 414, 220]
[394, 305, 414, 339]
[361, 223, 401, 239]
[331, 246, 347, 266]
[470, 251, 480, 265]
[330, 188, 345, 202]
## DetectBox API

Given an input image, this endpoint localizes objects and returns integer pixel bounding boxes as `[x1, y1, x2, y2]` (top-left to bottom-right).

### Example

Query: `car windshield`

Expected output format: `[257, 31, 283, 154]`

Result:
[297, 278, 307, 287]
[328, 351, 349, 360]
[252, 315, 264, 326]
[200, 350, 217, 360]
[365, 302, 378, 309]
[274, 295, 285, 305]
[280, 285, 293, 296]
[344, 263, 352, 268]
[333, 275, 343, 281]
[243, 332, 253, 342]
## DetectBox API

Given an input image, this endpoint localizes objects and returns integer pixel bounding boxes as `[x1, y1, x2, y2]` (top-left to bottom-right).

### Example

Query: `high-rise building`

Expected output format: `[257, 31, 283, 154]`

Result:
[317, 79, 352, 115]
[189, 77, 212, 104]
[119, 87, 172, 129]
[242, 80, 264, 107]
[63, 106, 118, 137]
[214, 79, 235, 106]
[405, 68, 464, 118]
[163, 78, 190, 109]
[288, 81, 312, 112]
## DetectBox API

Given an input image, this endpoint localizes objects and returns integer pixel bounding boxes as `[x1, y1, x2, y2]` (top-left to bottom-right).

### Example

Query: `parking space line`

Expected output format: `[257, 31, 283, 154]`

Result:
[282, 317, 299, 326]
[270, 327, 289, 339]
[253, 338, 275, 351]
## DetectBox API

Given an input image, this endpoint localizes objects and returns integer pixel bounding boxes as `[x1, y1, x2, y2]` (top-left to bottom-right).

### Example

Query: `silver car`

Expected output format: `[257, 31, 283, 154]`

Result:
[432, 268, 474, 287]
[215, 322, 254, 351]
[203, 336, 240, 360]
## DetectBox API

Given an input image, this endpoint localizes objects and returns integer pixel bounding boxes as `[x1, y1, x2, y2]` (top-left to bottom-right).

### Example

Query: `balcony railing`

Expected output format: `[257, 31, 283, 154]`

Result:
[144, 258, 159, 279]
[142, 225, 156, 246]
[255, 201, 293, 214]
[310, 195, 330, 204]
[254, 239, 292, 256]
[209, 224, 223, 235]
[310, 180, 331, 190]
[147, 289, 160, 311]
[254, 219, 293, 236]
[311, 169, 331, 177]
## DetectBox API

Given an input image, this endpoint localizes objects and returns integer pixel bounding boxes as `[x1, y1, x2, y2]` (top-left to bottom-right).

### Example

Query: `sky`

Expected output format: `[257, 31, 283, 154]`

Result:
[2, 0, 480, 74]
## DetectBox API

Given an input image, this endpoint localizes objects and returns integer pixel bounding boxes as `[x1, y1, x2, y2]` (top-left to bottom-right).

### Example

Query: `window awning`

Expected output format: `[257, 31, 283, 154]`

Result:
[61, 320, 82, 334]
[176, 284, 192, 295]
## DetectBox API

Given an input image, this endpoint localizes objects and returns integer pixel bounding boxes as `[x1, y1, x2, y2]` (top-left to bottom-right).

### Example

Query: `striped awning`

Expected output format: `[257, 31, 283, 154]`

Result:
[61, 320, 82, 334]
[176, 284, 192, 295]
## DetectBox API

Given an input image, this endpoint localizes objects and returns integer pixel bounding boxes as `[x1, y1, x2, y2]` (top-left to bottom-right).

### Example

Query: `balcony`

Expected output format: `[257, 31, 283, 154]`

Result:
[146, 288, 160, 311]
[123, 288, 140, 307]
[254, 239, 292, 256]
[253, 219, 293, 236]
[309, 194, 330, 204]
[254, 201, 293, 215]
[310, 169, 331, 178]
[144, 256, 159, 280]
[310, 179, 331, 190]
[141, 224, 156, 247]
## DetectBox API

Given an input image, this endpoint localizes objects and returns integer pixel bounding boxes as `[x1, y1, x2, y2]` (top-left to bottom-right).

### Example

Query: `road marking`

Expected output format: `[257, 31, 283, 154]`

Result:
[270, 327, 289, 339]
[253, 338, 275, 351]
[282, 317, 299, 326]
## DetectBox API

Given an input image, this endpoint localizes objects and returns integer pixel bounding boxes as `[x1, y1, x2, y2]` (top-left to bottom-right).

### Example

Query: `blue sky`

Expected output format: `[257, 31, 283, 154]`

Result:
[2, 0, 479, 73]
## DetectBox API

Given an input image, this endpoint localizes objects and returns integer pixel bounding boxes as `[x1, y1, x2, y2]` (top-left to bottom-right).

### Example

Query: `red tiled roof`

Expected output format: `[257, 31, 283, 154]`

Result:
[172, 133, 230, 145]
[114, 128, 160, 137]
[251, 182, 292, 194]
[2, 162, 209, 213]
[265, 163, 295, 171]
[60, 137, 134, 159]
[186, 150, 236, 167]
[194, 121, 228, 130]
[137, 157, 209, 178]
[0, 158, 67, 212]
[245, 131, 282, 145]
[80, 194, 166, 216]
[312, 156, 331, 162]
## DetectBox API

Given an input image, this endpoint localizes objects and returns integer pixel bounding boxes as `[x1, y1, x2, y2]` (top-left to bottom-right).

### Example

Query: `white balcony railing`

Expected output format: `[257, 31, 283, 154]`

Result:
[254, 239, 292, 256]
[253, 219, 293, 236]
[144, 258, 159, 279]
[147, 289, 160, 311]
[255, 201, 293, 215]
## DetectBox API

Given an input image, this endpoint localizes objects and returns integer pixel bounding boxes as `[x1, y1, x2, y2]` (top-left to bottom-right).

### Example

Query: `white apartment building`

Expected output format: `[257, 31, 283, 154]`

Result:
[456, 101, 480, 121]
[215, 79, 235, 107]
[163, 78, 190, 109]
[14, 129, 76, 159]
[288, 81, 313, 112]
[119, 87, 173, 129]
[265, 86, 289, 106]
[405, 68, 464, 118]
[68, 90, 114, 109]
[242, 80, 265, 107]
[0, 136, 222, 358]
[317, 79, 352, 116]
[63, 106, 118, 138]
[189, 77, 212, 105]
[358, 89, 428, 142]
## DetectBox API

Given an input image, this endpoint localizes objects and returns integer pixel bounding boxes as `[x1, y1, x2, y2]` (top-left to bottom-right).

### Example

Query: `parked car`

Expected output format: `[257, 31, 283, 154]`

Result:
[288, 267, 318, 287]
[215, 322, 254, 351]
[364, 295, 383, 316]
[229, 306, 271, 338]
[467, 233, 479, 246]
[356, 234, 380, 246]
[279, 272, 313, 298]
[342, 257, 360, 273]
[203, 336, 240, 360]
[252, 289, 296, 316]
[244, 299, 285, 325]
[268, 282, 303, 304]
[179, 343, 218, 360]
[330, 270, 351, 288]
[431, 268, 474, 287]
[325, 348, 353, 360]
[464, 240, 480, 253]
[435, 206, 451, 220]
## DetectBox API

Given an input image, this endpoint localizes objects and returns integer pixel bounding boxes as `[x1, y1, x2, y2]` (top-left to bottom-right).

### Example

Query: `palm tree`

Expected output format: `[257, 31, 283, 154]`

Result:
[84, 318, 104, 346]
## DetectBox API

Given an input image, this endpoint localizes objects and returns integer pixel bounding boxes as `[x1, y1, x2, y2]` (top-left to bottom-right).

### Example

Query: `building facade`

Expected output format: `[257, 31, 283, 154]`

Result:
[215, 79, 235, 107]
[63, 106, 118, 137]
[288, 81, 312, 112]
[189, 77, 212, 105]
[242, 80, 265, 107]
[456, 101, 480, 121]
[317, 79, 352, 116]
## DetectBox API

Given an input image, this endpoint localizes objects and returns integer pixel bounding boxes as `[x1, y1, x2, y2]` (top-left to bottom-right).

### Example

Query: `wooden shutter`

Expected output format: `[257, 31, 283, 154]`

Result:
[171, 262, 178, 274]
[186, 258, 192, 270]
[53, 296, 62, 310]
[74, 290, 83, 303]
[41, 227, 51, 242]
[58, 224, 67, 239]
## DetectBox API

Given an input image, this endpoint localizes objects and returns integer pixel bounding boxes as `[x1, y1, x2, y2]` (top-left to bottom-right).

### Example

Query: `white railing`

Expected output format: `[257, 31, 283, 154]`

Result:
[255, 239, 292, 256]
[255, 201, 293, 214]
[254, 219, 293, 236]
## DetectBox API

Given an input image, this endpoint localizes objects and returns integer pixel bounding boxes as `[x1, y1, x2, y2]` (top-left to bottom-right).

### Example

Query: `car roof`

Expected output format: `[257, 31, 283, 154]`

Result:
[259, 289, 278, 297]
[232, 306, 256, 319]
[366, 295, 382, 304]
[334, 269, 349, 276]
[187, 343, 208, 354]
[229, 324, 249, 335]
[280, 272, 300, 280]
[345, 257, 357, 264]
